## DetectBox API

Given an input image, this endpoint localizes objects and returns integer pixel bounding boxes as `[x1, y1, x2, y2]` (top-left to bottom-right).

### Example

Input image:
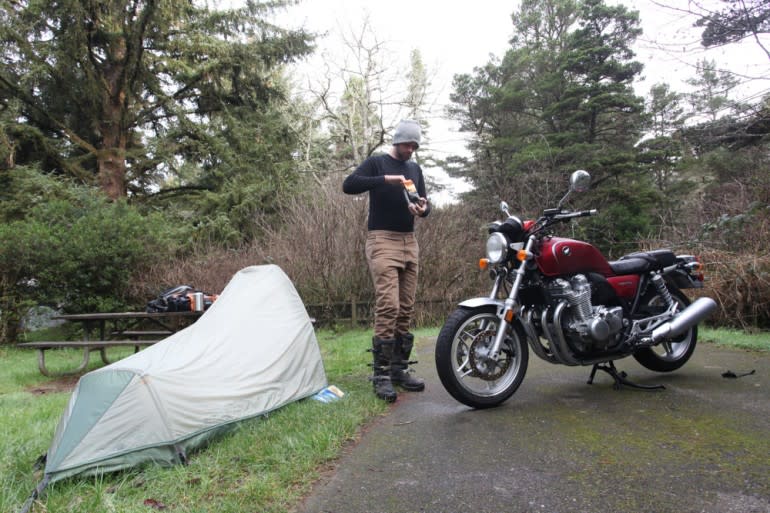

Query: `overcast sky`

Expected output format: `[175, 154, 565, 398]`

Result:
[281, 1, 769, 130]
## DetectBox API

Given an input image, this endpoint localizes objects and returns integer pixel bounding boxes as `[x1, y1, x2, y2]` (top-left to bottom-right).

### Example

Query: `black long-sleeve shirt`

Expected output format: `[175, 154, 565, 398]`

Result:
[342, 153, 431, 232]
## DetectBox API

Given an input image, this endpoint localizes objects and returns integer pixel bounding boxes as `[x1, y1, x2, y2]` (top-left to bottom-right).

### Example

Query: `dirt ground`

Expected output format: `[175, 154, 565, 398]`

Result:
[25, 375, 79, 395]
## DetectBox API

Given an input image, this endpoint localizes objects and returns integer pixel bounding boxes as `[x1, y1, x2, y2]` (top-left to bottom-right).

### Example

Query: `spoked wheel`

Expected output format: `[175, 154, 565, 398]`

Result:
[633, 288, 697, 372]
[435, 306, 528, 409]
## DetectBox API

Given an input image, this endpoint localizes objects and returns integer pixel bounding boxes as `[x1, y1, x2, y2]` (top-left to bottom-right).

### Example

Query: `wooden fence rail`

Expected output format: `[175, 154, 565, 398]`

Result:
[305, 298, 455, 328]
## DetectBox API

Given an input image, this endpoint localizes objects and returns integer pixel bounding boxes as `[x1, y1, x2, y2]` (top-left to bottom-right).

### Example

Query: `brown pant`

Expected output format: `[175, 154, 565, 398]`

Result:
[365, 230, 419, 340]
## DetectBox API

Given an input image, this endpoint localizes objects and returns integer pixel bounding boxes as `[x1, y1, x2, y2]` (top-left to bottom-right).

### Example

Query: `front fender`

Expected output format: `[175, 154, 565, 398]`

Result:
[456, 298, 534, 348]
[458, 297, 505, 314]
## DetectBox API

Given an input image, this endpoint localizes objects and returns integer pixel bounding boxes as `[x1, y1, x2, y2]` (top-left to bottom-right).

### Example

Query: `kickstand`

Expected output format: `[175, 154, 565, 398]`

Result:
[587, 361, 665, 391]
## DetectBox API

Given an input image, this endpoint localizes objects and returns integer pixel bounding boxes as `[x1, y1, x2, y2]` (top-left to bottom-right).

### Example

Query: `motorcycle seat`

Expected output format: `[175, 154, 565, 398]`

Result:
[610, 249, 677, 275]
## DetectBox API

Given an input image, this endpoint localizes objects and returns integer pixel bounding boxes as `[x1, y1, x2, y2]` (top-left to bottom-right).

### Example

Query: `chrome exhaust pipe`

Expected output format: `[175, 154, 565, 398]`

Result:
[651, 297, 717, 342]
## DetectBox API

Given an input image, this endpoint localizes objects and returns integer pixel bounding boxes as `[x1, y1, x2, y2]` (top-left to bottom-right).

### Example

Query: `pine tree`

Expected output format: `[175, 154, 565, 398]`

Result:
[694, 0, 770, 59]
[638, 83, 688, 191]
[448, 0, 646, 216]
[686, 59, 741, 123]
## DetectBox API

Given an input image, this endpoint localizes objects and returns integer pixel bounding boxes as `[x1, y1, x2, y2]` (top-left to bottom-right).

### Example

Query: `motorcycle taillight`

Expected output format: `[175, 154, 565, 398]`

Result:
[687, 256, 705, 281]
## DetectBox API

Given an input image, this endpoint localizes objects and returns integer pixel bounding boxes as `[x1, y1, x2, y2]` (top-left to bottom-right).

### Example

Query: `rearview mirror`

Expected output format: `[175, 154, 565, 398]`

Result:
[570, 170, 591, 193]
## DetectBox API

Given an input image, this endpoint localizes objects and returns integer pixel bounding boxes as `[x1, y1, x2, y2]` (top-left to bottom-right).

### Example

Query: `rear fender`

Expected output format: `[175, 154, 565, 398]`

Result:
[666, 269, 704, 289]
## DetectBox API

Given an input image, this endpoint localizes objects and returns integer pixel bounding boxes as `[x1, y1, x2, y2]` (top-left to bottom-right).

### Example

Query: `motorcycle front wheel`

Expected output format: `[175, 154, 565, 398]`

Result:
[435, 306, 528, 409]
[633, 288, 697, 372]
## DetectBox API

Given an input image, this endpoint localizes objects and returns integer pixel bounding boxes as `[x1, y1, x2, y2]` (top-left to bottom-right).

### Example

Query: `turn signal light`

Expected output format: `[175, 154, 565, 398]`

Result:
[479, 258, 489, 270]
[516, 249, 530, 262]
[504, 309, 516, 322]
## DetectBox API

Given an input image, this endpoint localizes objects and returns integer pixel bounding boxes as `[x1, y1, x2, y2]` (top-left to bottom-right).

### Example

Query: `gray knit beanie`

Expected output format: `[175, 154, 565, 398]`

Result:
[392, 119, 421, 148]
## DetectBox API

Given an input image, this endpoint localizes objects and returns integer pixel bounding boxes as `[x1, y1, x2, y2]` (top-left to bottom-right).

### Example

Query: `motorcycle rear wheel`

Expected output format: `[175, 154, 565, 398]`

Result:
[633, 288, 697, 372]
[435, 306, 528, 409]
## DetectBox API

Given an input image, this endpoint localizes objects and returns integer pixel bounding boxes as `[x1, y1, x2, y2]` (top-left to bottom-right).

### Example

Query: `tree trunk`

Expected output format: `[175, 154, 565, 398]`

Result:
[97, 35, 129, 200]
[0, 308, 22, 345]
[98, 145, 127, 200]
[0, 279, 22, 345]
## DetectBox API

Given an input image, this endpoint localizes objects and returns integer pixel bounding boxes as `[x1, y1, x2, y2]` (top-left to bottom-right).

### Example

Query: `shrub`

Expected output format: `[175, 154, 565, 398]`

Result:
[699, 249, 770, 329]
[0, 170, 175, 343]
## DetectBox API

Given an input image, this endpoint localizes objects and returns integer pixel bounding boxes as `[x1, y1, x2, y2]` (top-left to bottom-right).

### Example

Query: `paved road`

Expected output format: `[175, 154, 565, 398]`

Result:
[298, 338, 770, 513]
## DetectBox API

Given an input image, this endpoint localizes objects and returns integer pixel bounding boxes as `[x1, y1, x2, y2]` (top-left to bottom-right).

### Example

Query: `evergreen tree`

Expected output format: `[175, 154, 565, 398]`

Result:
[404, 49, 430, 127]
[0, 0, 313, 201]
[694, 0, 770, 59]
[403, 49, 432, 167]
[447, 0, 647, 229]
[638, 83, 688, 191]
[686, 58, 741, 123]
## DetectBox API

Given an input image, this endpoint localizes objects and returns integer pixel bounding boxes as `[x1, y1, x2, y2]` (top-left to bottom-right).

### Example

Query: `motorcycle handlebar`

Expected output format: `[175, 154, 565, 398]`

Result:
[553, 209, 597, 220]
[530, 209, 597, 234]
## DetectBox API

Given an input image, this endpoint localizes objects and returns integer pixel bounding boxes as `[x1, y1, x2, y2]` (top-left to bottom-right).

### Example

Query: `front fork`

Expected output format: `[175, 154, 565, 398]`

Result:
[488, 236, 535, 360]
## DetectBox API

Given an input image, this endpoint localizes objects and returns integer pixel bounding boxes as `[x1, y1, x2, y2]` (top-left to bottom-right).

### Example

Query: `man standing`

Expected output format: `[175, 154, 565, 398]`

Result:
[342, 119, 430, 402]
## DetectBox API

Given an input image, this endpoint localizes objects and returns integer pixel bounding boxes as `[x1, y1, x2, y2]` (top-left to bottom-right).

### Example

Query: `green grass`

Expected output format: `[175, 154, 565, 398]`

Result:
[701, 326, 770, 351]
[0, 327, 436, 513]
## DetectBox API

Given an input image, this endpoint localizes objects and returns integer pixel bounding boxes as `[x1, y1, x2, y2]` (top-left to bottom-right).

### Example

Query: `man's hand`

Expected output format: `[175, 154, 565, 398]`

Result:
[408, 197, 428, 217]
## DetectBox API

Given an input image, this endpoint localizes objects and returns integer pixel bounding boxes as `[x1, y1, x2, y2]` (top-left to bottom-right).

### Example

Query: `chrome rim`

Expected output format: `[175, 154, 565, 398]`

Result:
[450, 312, 522, 397]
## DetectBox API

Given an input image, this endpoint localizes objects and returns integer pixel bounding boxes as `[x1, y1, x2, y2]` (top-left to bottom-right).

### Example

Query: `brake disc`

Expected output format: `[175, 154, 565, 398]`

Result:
[467, 329, 511, 381]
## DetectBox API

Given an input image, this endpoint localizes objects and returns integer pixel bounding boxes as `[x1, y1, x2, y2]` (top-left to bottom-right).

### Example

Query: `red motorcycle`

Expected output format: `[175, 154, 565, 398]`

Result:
[435, 170, 717, 408]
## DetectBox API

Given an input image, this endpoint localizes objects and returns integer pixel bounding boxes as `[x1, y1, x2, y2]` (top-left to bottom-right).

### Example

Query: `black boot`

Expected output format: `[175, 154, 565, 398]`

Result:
[391, 333, 425, 392]
[370, 337, 397, 402]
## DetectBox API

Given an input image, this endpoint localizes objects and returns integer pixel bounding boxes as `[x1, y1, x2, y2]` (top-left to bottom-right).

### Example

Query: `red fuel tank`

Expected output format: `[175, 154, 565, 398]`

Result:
[536, 237, 614, 277]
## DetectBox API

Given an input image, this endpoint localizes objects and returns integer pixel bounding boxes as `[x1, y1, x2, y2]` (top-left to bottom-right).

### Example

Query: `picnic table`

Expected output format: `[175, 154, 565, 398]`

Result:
[17, 311, 203, 376]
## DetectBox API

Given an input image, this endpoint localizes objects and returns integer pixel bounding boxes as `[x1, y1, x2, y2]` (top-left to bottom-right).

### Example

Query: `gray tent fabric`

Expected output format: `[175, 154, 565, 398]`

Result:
[43, 264, 327, 483]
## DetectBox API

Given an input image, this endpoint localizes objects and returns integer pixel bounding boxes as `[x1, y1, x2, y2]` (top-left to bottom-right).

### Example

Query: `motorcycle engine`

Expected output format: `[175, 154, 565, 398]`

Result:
[547, 275, 624, 350]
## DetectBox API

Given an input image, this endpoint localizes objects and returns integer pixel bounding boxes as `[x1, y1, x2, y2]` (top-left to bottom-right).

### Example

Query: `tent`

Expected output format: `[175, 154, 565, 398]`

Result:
[42, 264, 327, 484]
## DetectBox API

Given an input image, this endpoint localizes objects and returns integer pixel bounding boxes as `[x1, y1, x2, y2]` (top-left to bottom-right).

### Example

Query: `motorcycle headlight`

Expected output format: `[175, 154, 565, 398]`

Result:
[486, 232, 509, 264]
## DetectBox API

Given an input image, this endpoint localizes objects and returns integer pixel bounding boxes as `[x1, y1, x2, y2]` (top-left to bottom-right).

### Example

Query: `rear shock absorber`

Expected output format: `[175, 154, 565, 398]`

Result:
[650, 273, 675, 308]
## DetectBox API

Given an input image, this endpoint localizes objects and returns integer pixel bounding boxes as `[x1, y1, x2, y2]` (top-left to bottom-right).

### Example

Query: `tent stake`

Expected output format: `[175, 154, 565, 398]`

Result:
[19, 474, 50, 513]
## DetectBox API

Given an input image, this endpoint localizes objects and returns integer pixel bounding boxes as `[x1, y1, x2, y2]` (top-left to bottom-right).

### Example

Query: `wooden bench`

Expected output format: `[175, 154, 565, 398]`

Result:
[114, 330, 173, 338]
[16, 340, 159, 377]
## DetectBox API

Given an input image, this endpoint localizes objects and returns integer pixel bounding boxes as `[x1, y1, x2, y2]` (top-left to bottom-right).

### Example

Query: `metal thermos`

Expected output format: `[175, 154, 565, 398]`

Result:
[192, 292, 205, 312]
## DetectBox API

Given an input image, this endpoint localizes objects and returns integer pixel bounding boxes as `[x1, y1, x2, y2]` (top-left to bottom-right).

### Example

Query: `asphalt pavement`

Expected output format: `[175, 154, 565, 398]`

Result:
[297, 337, 770, 513]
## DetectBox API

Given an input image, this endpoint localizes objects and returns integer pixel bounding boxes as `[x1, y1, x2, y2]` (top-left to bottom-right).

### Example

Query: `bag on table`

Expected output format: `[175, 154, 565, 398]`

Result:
[146, 285, 219, 313]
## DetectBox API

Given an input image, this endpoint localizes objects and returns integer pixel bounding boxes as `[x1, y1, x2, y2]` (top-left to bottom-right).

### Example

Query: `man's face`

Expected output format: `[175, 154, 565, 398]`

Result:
[394, 142, 418, 161]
